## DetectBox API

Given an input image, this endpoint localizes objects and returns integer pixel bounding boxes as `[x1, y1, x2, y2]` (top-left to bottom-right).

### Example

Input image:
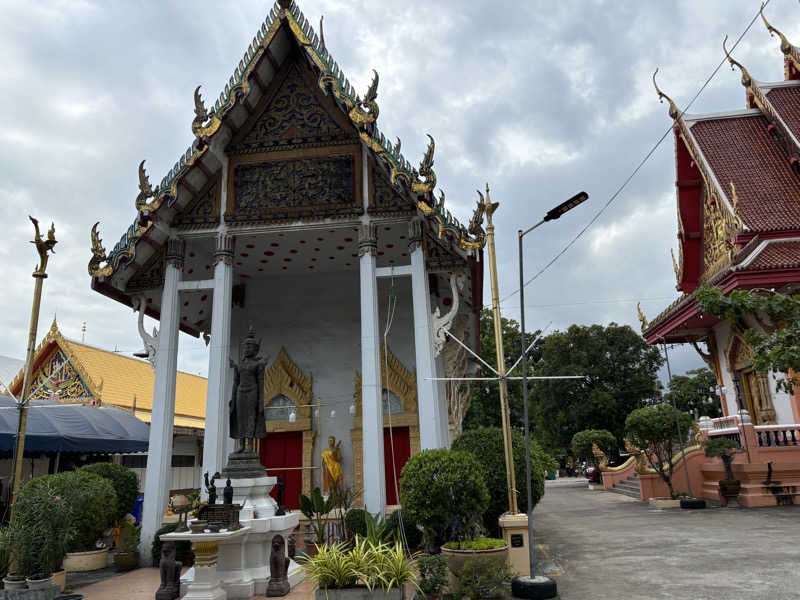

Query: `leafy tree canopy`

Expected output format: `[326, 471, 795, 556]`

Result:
[463, 309, 540, 431]
[532, 323, 663, 453]
[571, 429, 616, 465]
[664, 368, 722, 419]
[697, 285, 800, 393]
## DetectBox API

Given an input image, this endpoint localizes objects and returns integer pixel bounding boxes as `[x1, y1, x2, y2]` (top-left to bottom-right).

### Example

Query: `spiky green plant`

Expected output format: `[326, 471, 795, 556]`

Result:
[300, 542, 359, 590]
[376, 541, 420, 592]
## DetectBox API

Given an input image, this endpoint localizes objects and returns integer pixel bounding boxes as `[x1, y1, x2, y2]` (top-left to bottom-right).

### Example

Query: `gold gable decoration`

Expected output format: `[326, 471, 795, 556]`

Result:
[263, 346, 313, 422]
[353, 345, 417, 420]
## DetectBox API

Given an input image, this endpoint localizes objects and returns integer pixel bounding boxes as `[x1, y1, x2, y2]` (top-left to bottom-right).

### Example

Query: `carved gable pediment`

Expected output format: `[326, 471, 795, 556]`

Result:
[369, 166, 416, 217]
[354, 345, 417, 419]
[173, 175, 220, 230]
[264, 347, 312, 420]
[126, 249, 165, 293]
[227, 60, 355, 155]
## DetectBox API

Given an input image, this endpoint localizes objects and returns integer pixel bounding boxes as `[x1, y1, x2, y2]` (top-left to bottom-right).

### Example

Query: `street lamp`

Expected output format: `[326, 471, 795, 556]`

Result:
[515, 191, 587, 599]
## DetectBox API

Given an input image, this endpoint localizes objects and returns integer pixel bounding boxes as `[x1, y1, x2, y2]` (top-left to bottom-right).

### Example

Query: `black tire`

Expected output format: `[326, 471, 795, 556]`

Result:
[680, 498, 706, 509]
[512, 575, 558, 599]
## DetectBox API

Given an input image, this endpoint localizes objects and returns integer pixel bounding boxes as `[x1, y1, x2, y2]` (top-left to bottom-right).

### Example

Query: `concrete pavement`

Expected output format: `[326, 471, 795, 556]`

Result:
[534, 480, 800, 599]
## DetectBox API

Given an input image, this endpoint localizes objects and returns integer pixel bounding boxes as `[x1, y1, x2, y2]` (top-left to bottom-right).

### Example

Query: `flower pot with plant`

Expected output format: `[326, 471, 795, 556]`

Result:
[416, 553, 448, 599]
[704, 437, 743, 505]
[113, 521, 141, 572]
[8, 478, 75, 587]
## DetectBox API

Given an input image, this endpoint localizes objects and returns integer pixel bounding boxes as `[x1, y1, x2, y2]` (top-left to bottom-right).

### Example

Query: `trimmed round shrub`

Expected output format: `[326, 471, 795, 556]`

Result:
[386, 509, 423, 550]
[79, 462, 140, 522]
[345, 508, 368, 539]
[571, 429, 617, 464]
[399, 449, 489, 551]
[452, 427, 555, 535]
[20, 470, 117, 552]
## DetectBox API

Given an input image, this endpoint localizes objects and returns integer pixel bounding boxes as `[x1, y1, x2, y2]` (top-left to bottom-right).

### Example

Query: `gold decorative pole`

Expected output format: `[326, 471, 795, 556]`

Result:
[481, 185, 518, 514]
[10, 217, 57, 510]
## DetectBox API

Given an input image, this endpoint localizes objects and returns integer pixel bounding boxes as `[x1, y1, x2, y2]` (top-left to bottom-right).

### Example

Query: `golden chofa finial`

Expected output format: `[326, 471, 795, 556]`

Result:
[637, 302, 649, 333]
[761, 5, 793, 55]
[479, 183, 499, 226]
[652, 68, 679, 120]
[723, 35, 752, 88]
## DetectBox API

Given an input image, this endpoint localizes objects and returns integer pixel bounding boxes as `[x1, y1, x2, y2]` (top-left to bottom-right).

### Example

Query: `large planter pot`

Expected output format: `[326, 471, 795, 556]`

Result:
[52, 570, 66, 592]
[63, 548, 109, 572]
[2, 575, 27, 591]
[315, 588, 402, 600]
[26, 574, 54, 590]
[648, 497, 682, 509]
[113, 551, 140, 572]
[440, 544, 509, 578]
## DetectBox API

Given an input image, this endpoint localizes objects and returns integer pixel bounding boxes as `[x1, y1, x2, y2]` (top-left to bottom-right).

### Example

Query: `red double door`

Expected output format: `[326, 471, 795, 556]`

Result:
[383, 427, 411, 506]
[260, 431, 303, 510]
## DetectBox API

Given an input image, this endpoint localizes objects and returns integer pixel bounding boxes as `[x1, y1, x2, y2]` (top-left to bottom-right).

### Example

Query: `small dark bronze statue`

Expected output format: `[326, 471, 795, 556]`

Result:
[155, 541, 182, 600]
[275, 475, 286, 516]
[223, 478, 234, 505]
[266, 534, 291, 597]
[204, 471, 218, 505]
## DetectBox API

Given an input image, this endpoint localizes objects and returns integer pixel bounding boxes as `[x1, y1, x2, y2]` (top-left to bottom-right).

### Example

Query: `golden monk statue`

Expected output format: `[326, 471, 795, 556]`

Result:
[322, 436, 343, 492]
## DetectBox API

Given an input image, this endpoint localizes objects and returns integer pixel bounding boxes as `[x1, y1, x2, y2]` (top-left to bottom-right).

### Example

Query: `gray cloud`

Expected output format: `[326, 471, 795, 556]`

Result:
[0, 0, 797, 381]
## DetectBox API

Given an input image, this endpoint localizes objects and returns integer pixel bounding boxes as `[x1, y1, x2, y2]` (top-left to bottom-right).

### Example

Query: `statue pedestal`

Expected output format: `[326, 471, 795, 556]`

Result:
[180, 477, 301, 599]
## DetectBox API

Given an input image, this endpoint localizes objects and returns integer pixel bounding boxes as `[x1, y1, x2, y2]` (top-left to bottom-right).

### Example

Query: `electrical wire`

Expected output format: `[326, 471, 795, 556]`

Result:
[499, 0, 771, 305]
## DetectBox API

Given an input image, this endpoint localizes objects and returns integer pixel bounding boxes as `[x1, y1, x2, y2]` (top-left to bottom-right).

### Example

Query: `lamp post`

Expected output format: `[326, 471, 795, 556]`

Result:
[10, 217, 57, 511]
[515, 191, 587, 599]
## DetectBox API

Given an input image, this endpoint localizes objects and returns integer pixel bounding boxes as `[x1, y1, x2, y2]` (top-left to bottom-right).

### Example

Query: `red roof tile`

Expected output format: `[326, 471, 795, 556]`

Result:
[690, 115, 800, 232]
[766, 86, 800, 144]
[745, 240, 800, 270]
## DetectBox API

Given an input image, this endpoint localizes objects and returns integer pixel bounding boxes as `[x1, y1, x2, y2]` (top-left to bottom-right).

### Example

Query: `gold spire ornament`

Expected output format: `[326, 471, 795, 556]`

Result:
[637, 302, 649, 334]
[411, 135, 437, 194]
[652, 68, 680, 120]
[479, 184, 518, 514]
[761, 6, 800, 79]
[11, 217, 57, 511]
[723, 35, 753, 88]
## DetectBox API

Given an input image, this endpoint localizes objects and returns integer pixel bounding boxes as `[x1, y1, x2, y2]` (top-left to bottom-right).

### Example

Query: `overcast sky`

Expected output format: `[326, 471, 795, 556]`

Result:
[1, 0, 798, 384]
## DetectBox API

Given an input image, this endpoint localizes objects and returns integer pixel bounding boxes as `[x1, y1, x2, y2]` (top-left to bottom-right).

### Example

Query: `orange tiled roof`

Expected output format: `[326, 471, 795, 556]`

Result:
[766, 86, 800, 143]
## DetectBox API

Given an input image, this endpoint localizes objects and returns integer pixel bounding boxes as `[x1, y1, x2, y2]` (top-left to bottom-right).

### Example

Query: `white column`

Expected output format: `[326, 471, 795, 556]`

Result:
[140, 239, 183, 560]
[435, 355, 450, 448]
[202, 232, 234, 494]
[359, 222, 386, 514]
[409, 219, 443, 450]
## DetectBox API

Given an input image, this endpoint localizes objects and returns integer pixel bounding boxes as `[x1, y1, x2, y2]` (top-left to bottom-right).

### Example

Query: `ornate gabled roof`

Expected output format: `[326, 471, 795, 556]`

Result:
[761, 7, 800, 81]
[9, 319, 207, 429]
[89, 1, 485, 281]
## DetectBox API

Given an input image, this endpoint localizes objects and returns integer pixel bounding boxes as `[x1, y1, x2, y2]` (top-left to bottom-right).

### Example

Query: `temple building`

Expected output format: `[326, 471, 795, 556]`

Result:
[87, 0, 485, 551]
[5, 319, 206, 493]
[641, 11, 800, 425]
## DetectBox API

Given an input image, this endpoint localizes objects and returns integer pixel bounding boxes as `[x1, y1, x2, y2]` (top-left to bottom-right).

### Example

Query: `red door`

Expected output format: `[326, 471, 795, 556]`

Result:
[383, 427, 411, 506]
[260, 431, 303, 510]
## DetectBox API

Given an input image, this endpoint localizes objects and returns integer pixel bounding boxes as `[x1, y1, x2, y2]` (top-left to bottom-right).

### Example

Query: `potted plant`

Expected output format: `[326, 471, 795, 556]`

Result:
[8, 478, 75, 589]
[113, 521, 141, 571]
[301, 538, 418, 599]
[299, 487, 334, 555]
[704, 437, 743, 504]
[416, 553, 448, 599]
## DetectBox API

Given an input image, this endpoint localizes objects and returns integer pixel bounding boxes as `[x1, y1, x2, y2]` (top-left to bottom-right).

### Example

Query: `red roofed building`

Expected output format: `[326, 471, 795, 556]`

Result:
[641, 13, 800, 427]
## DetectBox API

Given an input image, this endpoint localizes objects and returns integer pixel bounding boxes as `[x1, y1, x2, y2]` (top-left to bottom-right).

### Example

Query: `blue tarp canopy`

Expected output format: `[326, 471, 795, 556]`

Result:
[0, 395, 149, 453]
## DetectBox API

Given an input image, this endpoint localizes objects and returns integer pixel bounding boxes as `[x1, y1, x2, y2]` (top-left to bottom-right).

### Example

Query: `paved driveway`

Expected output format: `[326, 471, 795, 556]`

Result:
[533, 479, 800, 600]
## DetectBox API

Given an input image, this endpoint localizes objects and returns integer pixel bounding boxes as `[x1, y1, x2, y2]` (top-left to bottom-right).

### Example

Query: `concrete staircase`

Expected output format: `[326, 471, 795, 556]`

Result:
[609, 474, 641, 499]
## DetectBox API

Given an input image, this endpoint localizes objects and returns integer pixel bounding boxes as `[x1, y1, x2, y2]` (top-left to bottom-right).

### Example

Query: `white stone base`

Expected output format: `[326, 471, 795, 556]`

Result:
[179, 477, 301, 599]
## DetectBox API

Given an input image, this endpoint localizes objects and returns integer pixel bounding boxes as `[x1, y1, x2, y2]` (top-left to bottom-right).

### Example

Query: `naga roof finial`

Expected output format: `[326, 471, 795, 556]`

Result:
[652, 68, 680, 120]
[761, 5, 793, 55]
[135, 160, 155, 211]
[192, 85, 222, 141]
[411, 134, 436, 194]
[637, 302, 649, 333]
[348, 69, 379, 127]
[723, 35, 752, 88]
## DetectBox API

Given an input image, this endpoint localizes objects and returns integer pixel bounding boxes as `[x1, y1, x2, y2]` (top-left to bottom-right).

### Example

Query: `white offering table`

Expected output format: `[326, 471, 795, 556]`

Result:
[161, 527, 250, 600]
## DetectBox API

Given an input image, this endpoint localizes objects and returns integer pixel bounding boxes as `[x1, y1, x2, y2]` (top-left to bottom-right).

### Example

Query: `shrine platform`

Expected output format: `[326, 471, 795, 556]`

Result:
[72, 568, 314, 600]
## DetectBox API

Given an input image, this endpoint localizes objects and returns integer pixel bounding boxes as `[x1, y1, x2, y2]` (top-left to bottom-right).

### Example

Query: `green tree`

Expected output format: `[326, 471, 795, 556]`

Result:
[697, 285, 800, 393]
[532, 323, 663, 453]
[664, 368, 721, 418]
[571, 429, 616, 467]
[462, 309, 540, 431]
[625, 404, 694, 496]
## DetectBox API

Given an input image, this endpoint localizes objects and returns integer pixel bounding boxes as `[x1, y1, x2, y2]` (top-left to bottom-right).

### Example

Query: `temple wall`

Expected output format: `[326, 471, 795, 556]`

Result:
[230, 270, 416, 492]
[713, 321, 739, 416]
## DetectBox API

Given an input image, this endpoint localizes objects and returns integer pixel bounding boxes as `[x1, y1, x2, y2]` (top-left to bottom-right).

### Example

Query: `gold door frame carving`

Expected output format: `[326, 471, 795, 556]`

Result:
[350, 345, 420, 506]
[262, 347, 316, 498]
[725, 334, 776, 425]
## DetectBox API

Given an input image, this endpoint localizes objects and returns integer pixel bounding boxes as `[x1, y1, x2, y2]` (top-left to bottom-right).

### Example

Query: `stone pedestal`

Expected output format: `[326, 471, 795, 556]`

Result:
[499, 513, 530, 577]
[179, 476, 301, 599]
[162, 528, 249, 600]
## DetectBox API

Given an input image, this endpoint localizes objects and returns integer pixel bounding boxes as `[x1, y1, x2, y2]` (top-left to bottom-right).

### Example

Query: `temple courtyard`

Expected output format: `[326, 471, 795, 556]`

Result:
[67, 479, 800, 599]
